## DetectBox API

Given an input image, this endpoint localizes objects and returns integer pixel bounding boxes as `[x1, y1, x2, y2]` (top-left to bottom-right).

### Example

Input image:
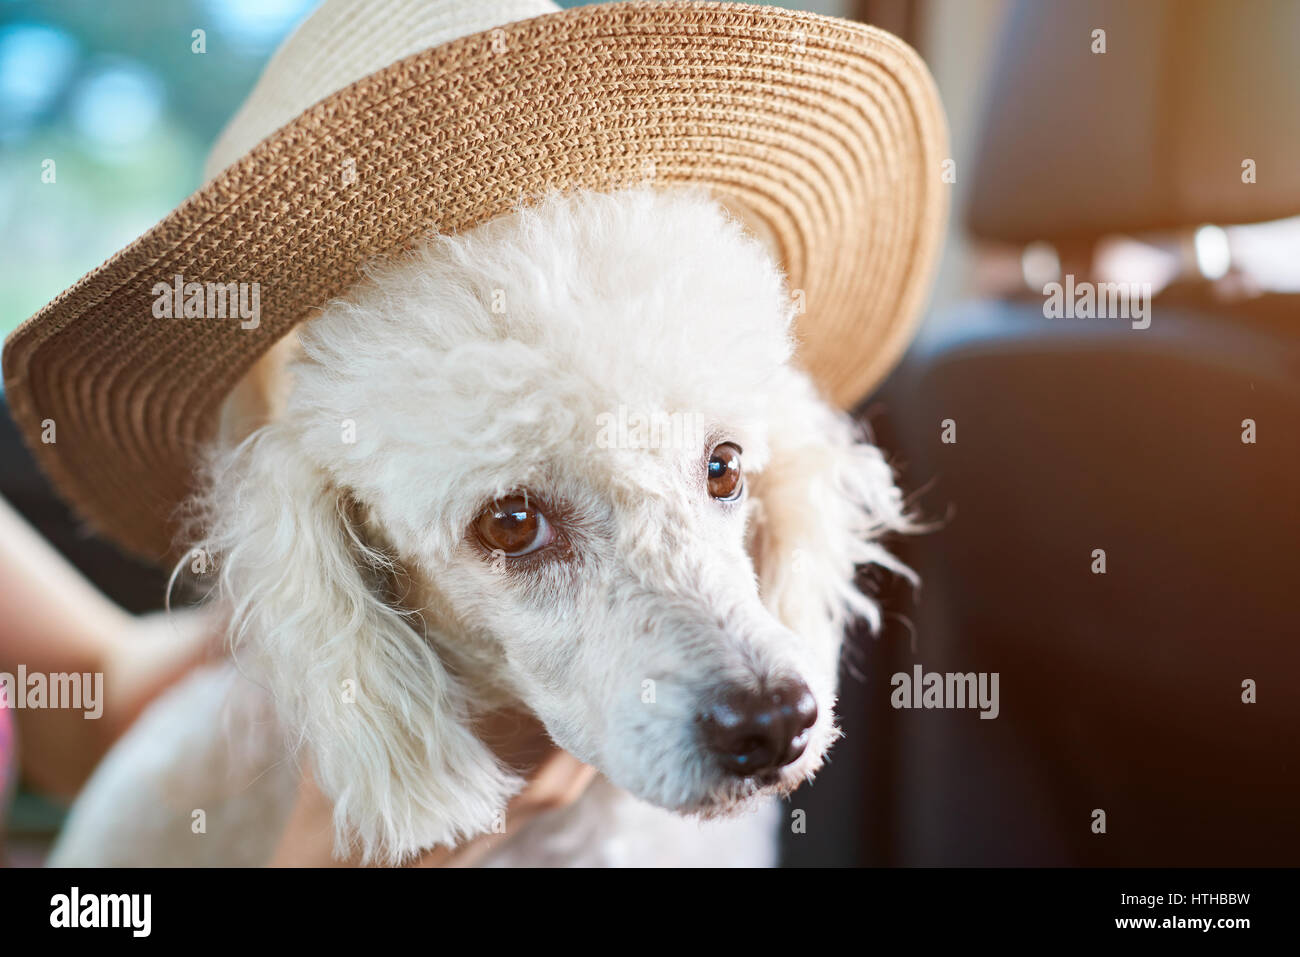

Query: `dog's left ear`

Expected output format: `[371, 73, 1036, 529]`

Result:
[746, 370, 915, 671]
[195, 423, 520, 864]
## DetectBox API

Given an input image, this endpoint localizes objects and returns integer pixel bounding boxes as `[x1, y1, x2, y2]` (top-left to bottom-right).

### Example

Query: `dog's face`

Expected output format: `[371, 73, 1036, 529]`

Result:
[394, 408, 835, 817]
[202, 190, 910, 861]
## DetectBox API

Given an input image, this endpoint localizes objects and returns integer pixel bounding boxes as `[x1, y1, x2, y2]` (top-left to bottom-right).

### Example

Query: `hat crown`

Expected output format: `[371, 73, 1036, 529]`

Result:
[205, 0, 559, 179]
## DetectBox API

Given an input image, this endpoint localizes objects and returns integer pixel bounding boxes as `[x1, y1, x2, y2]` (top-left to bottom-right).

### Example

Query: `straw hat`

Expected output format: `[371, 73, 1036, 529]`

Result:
[2, 0, 948, 562]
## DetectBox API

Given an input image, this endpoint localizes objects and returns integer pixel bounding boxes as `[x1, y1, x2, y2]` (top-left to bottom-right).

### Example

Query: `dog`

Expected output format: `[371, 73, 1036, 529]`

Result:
[50, 188, 913, 866]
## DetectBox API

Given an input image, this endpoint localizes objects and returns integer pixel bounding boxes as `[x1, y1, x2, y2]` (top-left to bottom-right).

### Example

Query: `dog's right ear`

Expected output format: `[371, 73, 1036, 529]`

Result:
[192, 423, 520, 864]
[745, 370, 917, 676]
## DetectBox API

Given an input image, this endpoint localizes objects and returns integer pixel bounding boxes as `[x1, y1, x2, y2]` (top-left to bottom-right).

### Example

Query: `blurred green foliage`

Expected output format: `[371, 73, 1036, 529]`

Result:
[0, 0, 316, 339]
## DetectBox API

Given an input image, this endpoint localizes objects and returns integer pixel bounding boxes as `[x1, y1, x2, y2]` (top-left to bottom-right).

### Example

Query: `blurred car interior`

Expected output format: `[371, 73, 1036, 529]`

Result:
[785, 0, 1299, 866]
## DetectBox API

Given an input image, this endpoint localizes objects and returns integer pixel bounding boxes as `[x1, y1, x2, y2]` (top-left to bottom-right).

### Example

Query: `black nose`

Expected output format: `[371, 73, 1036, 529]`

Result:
[700, 680, 818, 777]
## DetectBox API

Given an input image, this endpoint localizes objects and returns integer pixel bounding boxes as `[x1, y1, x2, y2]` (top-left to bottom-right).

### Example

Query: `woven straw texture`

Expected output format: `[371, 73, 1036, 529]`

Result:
[204, 0, 560, 179]
[2, 0, 948, 562]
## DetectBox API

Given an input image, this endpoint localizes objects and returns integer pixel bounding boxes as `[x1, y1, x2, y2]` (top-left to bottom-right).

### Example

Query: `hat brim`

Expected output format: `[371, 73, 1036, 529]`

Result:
[2, 0, 947, 562]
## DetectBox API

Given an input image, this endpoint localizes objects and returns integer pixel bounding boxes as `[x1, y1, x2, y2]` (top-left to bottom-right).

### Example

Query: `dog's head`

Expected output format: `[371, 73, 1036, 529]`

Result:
[197, 189, 912, 863]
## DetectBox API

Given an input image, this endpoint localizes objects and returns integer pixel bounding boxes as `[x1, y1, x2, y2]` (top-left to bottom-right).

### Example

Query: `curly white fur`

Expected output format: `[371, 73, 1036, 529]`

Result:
[52, 189, 913, 867]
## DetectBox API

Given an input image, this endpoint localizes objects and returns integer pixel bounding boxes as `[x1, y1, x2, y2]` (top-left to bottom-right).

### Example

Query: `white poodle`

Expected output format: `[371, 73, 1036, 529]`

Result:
[50, 189, 912, 867]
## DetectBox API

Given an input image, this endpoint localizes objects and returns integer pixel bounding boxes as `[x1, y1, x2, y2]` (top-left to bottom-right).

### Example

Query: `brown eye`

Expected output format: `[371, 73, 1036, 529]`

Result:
[475, 494, 553, 557]
[707, 443, 744, 501]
